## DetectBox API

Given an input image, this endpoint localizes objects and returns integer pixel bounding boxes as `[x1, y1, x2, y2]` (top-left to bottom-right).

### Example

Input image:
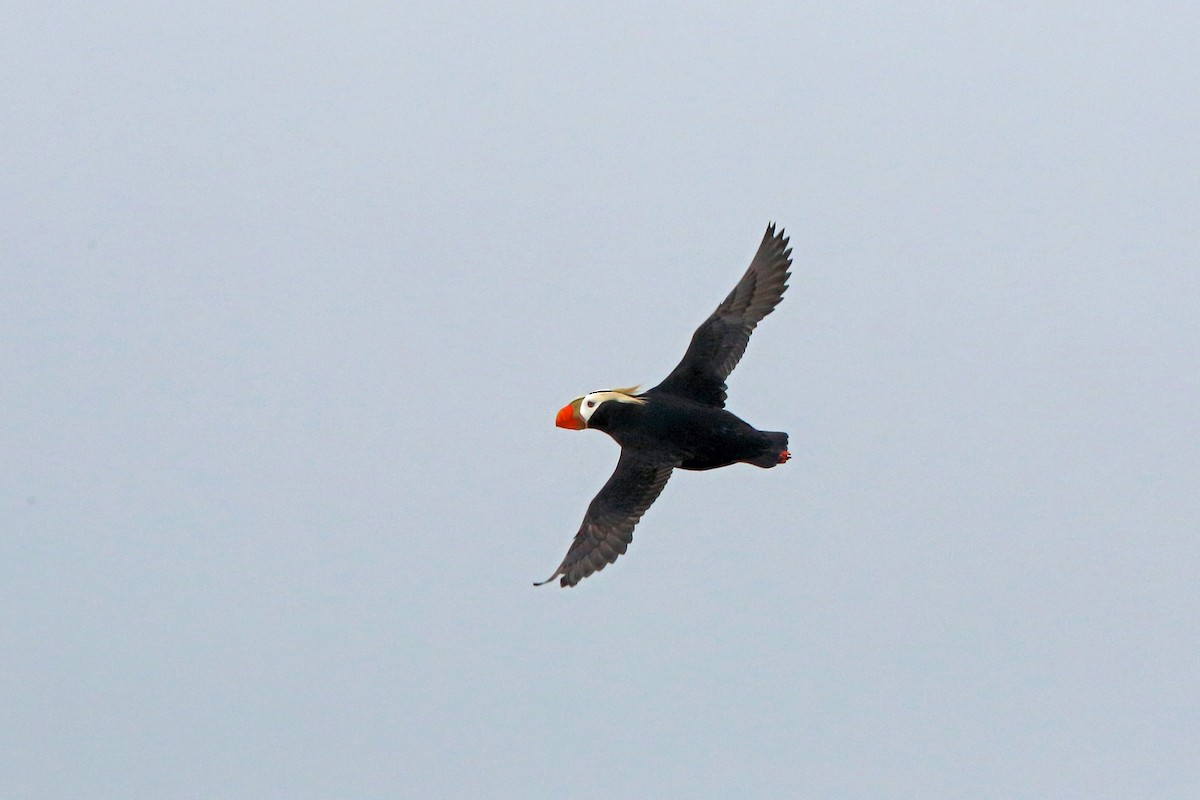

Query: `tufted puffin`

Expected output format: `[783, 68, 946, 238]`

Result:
[536, 223, 793, 587]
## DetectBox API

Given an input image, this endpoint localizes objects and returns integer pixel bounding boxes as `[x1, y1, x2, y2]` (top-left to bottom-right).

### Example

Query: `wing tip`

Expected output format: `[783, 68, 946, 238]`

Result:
[534, 568, 578, 588]
[761, 222, 792, 265]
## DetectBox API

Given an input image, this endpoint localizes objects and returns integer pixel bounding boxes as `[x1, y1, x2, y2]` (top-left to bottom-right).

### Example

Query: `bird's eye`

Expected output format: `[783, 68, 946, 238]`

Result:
[586, 400, 595, 408]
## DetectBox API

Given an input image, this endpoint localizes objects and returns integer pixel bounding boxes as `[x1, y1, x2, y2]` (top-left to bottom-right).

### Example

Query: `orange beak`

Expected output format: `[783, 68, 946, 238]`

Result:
[556, 400, 586, 430]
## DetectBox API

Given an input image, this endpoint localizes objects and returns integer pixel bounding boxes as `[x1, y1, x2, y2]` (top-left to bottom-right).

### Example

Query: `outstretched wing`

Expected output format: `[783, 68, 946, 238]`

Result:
[536, 450, 677, 588]
[648, 223, 792, 408]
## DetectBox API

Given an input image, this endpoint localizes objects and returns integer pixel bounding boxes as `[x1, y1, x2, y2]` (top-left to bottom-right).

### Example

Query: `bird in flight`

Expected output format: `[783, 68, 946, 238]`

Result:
[537, 223, 794, 587]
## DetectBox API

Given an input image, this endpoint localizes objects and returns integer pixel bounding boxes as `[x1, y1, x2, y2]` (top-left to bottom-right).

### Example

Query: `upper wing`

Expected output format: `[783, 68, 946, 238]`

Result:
[535, 450, 677, 588]
[647, 224, 792, 407]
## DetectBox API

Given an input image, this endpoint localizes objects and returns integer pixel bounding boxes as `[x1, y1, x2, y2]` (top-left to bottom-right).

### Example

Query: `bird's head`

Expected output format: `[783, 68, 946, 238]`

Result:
[555, 386, 645, 430]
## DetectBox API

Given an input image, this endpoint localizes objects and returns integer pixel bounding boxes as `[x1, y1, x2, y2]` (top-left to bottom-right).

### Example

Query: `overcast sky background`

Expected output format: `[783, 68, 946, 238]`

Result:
[3, 3, 1198, 798]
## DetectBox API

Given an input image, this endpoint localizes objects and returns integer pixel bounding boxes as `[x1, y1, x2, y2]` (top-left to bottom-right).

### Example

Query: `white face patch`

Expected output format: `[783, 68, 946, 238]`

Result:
[576, 389, 646, 425]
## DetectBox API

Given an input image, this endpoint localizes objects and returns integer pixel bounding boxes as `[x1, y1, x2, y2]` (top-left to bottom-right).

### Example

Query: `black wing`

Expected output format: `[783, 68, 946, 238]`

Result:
[648, 223, 792, 408]
[535, 450, 677, 588]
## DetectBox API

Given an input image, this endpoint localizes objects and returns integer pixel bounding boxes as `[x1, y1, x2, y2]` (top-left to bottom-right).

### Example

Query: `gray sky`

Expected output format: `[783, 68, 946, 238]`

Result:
[3, 3, 1198, 798]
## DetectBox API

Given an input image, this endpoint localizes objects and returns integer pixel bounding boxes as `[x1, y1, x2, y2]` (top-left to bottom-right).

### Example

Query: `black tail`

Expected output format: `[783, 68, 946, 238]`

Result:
[748, 431, 789, 468]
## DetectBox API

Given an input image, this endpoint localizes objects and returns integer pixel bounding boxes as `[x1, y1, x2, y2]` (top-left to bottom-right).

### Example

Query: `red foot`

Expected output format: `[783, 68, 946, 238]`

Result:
[778, 450, 791, 464]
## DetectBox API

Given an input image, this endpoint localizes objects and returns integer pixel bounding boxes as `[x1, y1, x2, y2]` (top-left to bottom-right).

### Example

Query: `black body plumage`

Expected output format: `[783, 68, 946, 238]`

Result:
[537, 224, 794, 588]
[587, 394, 787, 471]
